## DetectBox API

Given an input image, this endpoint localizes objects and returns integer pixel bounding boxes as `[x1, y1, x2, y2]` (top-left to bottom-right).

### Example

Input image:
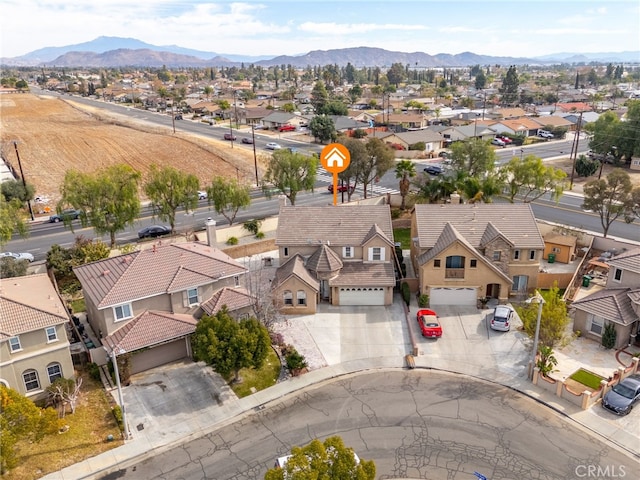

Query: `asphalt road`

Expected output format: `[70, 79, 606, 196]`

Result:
[103, 370, 638, 480]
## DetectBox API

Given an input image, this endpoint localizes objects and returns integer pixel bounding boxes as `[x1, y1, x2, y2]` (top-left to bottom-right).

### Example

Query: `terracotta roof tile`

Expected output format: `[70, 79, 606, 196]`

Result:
[328, 262, 395, 287]
[200, 287, 255, 316]
[571, 288, 638, 326]
[606, 247, 640, 274]
[272, 255, 320, 291]
[306, 244, 343, 273]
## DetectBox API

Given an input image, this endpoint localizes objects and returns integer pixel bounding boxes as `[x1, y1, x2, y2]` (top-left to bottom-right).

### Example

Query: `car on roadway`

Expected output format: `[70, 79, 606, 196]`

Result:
[49, 208, 82, 223]
[198, 190, 208, 200]
[0, 251, 35, 262]
[278, 124, 296, 132]
[327, 184, 355, 193]
[417, 309, 442, 338]
[602, 374, 640, 416]
[491, 137, 506, 147]
[137, 225, 172, 239]
[241, 137, 253, 144]
[265, 142, 282, 150]
[490, 305, 514, 332]
[223, 133, 237, 141]
[424, 164, 444, 175]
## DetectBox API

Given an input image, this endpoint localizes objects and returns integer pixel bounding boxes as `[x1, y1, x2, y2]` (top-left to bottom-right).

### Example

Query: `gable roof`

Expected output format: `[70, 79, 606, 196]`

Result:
[571, 288, 638, 326]
[102, 310, 197, 354]
[606, 247, 640, 274]
[496, 117, 543, 132]
[276, 205, 393, 247]
[272, 254, 320, 292]
[200, 287, 255, 316]
[414, 204, 543, 250]
[306, 244, 343, 273]
[74, 243, 247, 309]
[0, 274, 69, 339]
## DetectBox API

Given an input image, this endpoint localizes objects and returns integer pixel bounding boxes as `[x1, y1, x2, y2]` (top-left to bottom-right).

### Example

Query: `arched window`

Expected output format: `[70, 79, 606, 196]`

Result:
[47, 363, 63, 383]
[283, 290, 293, 305]
[297, 290, 307, 306]
[23, 369, 40, 392]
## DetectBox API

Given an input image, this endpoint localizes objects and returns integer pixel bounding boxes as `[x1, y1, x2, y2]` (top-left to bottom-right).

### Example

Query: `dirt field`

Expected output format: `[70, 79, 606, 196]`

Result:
[0, 93, 264, 210]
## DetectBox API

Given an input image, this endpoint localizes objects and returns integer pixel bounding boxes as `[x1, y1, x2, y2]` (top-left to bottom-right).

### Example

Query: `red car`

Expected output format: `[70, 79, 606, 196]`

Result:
[328, 184, 355, 193]
[417, 309, 442, 338]
[497, 135, 513, 144]
[278, 124, 296, 132]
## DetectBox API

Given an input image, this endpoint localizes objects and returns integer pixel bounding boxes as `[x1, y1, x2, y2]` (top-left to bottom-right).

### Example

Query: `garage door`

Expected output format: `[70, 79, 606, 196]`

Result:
[131, 339, 188, 374]
[339, 287, 386, 306]
[429, 287, 477, 306]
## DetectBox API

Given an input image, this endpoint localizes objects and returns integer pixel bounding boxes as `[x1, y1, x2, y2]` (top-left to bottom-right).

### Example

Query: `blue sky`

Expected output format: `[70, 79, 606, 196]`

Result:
[1, 0, 638, 59]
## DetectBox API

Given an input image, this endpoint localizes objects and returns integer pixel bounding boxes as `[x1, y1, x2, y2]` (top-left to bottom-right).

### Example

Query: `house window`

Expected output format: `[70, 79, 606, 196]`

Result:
[283, 247, 289, 257]
[492, 251, 501, 261]
[47, 363, 63, 383]
[512, 275, 528, 292]
[283, 290, 293, 305]
[369, 247, 384, 261]
[613, 268, 623, 282]
[45, 326, 58, 342]
[434, 259, 441, 268]
[587, 314, 604, 336]
[513, 250, 521, 260]
[445, 255, 465, 278]
[552, 247, 561, 253]
[529, 250, 536, 261]
[187, 288, 199, 306]
[343, 246, 353, 258]
[23, 370, 40, 392]
[234, 276, 240, 287]
[470, 259, 477, 268]
[297, 290, 307, 306]
[114, 304, 133, 322]
[9, 336, 22, 352]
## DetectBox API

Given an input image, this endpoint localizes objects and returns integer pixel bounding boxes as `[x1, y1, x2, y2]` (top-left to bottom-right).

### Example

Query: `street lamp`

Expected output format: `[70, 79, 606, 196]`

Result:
[12, 141, 35, 221]
[526, 291, 545, 380]
[105, 340, 131, 439]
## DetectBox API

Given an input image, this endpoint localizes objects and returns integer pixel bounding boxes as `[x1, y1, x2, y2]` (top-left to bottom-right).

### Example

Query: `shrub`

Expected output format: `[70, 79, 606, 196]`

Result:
[391, 208, 402, 219]
[401, 282, 411, 306]
[408, 142, 425, 151]
[243, 218, 262, 235]
[255, 231, 265, 239]
[601, 323, 617, 349]
[576, 155, 599, 177]
[87, 362, 101, 382]
[352, 129, 368, 139]
[285, 347, 308, 372]
[112, 405, 124, 431]
[226, 236, 238, 245]
[418, 294, 429, 307]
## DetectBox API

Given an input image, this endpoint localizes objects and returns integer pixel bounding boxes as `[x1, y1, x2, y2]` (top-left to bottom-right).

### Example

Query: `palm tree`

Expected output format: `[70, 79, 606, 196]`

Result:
[395, 160, 416, 210]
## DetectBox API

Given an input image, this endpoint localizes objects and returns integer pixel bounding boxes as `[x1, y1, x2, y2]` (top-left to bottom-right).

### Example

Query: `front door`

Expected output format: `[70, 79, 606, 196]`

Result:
[486, 283, 500, 298]
[320, 280, 330, 300]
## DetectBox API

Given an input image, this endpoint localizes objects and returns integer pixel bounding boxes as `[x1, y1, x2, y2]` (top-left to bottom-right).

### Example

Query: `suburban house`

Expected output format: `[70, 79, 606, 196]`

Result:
[572, 247, 640, 350]
[410, 204, 545, 306]
[375, 130, 446, 153]
[489, 117, 544, 137]
[73, 242, 248, 374]
[0, 274, 74, 399]
[273, 205, 396, 312]
[261, 111, 307, 130]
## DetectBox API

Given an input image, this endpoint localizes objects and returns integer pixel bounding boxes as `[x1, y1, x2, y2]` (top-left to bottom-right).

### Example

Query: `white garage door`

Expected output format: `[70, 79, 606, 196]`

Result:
[339, 287, 386, 306]
[131, 339, 188, 374]
[429, 287, 477, 306]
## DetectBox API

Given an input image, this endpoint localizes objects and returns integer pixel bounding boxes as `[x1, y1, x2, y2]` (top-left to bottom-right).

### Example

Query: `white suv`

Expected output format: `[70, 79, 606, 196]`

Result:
[537, 130, 554, 139]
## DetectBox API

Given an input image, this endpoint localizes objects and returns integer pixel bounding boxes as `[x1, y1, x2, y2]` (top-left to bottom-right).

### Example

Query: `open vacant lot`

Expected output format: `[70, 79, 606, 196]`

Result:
[0, 93, 261, 208]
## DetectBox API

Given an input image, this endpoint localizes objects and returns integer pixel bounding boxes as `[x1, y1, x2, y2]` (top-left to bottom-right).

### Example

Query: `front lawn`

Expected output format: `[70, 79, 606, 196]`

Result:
[226, 347, 282, 398]
[569, 368, 605, 390]
[393, 227, 411, 249]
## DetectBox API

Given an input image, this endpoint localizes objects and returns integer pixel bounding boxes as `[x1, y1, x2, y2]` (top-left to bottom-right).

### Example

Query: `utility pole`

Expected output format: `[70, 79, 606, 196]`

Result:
[13, 141, 34, 221]
[569, 111, 584, 190]
[252, 125, 258, 186]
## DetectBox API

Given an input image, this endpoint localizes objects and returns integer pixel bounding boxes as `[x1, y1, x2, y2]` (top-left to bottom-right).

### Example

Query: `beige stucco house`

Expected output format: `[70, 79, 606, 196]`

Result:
[273, 205, 396, 312]
[411, 204, 544, 306]
[572, 248, 640, 349]
[74, 242, 248, 374]
[0, 274, 74, 399]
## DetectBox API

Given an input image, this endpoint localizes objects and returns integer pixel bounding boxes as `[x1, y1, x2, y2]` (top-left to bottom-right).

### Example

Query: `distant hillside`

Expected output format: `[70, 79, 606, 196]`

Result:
[1, 36, 638, 68]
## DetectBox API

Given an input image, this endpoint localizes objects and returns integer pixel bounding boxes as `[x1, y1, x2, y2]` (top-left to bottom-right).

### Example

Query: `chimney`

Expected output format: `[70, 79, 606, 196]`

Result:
[278, 194, 287, 210]
[205, 218, 217, 246]
[450, 193, 461, 204]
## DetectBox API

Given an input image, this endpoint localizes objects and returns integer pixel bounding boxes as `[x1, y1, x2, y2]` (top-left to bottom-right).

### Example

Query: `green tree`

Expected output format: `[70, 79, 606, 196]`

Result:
[1, 385, 60, 473]
[143, 165, 199, 233]
[360, 138, 395, 199]
[0, 197, 29, 247]
[395, 159, 416, 210]
[475, 70, 487, 90]
[206, 176, 251, 225]
[323, 100, 349, 116]
[281, 102, 296, 113]
[575, 154, 600, 177]
[59, 164, 141, 247]
[1, 179, 34, 203]
[310, 80, 329, 113]
[264, 436, 376, 480]
[386, 62, 406, 87]
[587, 111, 620, 158]
[192, 307, 270, 383]
[582, 169, 634, 237]
[337, 137, 369, 201]
[449, 138, 497, 177]
[499, 65, 519, 106]
[309, 115, 337, 144]
[617, 99, 640, 160]
[347, 84, 363, 104]
[262, 150, 317, 206]
[516, 285, 570, 349]
[0, 257, 29, 278]
[536, 345, 558, 377]
[503, 155, 567, 203]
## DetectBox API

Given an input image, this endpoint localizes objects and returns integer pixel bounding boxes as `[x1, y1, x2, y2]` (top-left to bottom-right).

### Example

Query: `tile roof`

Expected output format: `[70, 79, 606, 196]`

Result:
[272, 255, 320, 291]
[103, 310, 197, 354]
[74, 243, 247, 309]
[328, 262, 396, 287]
[414, 204, 543, 250]
[497, 118, 542, 132]
[200, 287, 255, 316]
[606, 247, 640, 274]
[544, 233, 578, 247]
[276, 205, 393, 248]
[571, 288, 638, 326]
[306, 244, 343, 273]
[0, 274, 69, 339]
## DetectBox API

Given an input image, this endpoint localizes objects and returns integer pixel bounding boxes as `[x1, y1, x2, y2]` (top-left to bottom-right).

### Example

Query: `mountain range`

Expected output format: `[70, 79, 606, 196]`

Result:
[2, 36, 639, 68]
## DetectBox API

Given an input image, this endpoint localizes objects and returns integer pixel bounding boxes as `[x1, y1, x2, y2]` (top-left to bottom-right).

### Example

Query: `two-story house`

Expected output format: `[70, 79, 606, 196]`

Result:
[411, 204, 544, 306]
[572, 247, 640, 349]
[273, 205, 396, 313]
[0, 274, 74, 399]
[73, 242, 248, 374]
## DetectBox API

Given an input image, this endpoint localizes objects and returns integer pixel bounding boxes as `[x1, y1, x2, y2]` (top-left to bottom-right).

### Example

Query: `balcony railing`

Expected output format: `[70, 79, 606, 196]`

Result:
[445, 268, 465, 279]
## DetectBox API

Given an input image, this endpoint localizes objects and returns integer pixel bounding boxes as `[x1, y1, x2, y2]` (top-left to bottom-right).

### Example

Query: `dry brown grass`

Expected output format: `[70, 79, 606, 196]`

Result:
[5, 372, 123, 480]
[0, 93, 266, 215]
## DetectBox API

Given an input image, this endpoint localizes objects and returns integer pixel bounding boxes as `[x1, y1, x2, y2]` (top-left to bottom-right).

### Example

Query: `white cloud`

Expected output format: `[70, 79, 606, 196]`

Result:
[298, 22, 426, 34]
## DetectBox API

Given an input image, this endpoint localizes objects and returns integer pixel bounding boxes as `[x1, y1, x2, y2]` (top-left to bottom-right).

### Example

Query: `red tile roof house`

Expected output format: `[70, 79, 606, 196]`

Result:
[1, 274, 74, 400]
[273, 205, 396, 313]
[73, 243, 248, 374]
